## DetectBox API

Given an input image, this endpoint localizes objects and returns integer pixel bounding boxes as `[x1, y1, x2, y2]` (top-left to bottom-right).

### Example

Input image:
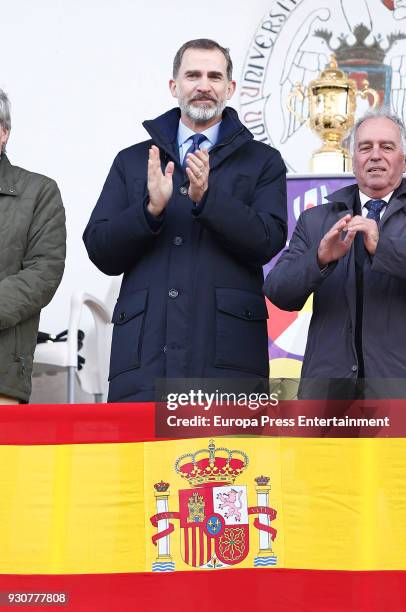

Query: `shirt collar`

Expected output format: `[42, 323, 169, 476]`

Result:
[177, 119, 221, 148]
[359, 189, 393, 207]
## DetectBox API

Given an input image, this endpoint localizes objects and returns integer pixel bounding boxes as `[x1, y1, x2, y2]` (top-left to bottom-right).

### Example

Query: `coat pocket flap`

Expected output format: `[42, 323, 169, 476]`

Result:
[216, 288, 268, 321]
[112, 289, 148, 324]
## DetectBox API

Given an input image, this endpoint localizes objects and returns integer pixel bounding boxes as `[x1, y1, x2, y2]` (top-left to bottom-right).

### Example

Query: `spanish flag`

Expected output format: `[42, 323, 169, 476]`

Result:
[0, 403, 405, 611]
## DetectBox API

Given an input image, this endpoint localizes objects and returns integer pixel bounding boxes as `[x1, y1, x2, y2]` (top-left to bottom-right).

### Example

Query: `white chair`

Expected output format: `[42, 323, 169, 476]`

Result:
[33, 291, 113, 403]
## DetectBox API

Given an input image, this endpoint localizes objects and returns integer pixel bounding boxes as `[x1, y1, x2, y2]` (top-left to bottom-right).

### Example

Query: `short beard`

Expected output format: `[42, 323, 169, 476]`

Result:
[179, 98, 227, 123]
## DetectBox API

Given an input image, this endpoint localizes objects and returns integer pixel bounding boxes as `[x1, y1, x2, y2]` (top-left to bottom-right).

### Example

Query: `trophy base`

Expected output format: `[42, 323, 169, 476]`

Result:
[310, 150, 352, 173]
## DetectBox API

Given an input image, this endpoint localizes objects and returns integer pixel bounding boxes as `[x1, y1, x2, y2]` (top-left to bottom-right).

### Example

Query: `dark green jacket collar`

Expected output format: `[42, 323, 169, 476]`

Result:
[0, 154, 18, 196]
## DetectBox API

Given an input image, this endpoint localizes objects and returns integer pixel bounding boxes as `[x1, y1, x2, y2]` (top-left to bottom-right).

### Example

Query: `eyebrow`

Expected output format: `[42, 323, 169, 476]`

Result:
[184, 70, 224, 78]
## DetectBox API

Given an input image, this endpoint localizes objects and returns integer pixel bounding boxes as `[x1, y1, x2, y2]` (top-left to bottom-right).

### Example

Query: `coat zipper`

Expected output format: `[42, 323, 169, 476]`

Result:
[14, 325, 26, 378]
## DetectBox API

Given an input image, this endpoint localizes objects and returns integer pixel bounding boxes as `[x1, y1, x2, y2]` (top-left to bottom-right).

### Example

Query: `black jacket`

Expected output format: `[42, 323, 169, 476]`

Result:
[84, 107, 287, 401]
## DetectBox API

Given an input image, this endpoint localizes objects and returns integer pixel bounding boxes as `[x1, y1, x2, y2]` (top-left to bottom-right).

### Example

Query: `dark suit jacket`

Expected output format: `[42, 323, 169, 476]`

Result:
[264, 181, 406, 392]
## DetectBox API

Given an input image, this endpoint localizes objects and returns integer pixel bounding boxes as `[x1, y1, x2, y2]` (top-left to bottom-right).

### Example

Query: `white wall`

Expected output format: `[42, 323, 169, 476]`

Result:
[2, 0, 405, 332]
[2, 0, 272, 332]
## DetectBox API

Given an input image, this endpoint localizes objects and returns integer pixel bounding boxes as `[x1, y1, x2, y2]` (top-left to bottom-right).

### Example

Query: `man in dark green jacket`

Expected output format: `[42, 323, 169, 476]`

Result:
[0, 89, 66, 403]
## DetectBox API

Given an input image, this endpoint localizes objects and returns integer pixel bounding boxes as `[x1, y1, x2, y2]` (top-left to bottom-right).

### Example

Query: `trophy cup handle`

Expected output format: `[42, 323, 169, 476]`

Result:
[286, 82, 307, 124]
[357, 80, 380, 109]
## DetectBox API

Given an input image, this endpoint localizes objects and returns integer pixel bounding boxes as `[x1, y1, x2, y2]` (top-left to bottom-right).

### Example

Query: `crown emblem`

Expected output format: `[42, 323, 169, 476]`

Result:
[314, 24, 406, 65]
[154, 481, 170, 492]
[187, 492, 205, 523]
[174, 440, 249, 486]
[255, 475, 270, 486]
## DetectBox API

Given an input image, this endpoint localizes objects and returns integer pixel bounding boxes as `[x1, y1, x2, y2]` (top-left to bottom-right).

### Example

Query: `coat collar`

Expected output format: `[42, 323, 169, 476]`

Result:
[381, 179, 406, 227]
[324, 183, 358, 210]
[325, 179, 406, 217]
[142, 107, 252, 169]
[0, 154, 19, 196]
[210, 107, 253, 170]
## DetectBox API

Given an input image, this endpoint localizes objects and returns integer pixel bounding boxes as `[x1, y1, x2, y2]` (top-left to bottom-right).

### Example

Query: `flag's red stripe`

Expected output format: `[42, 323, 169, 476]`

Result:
[184, 528, 189, 566]
[0, 569, 405, 612]
[0, 403, 156, 445]
[199, 528, 204, 567]
[191, 527, 197, 567]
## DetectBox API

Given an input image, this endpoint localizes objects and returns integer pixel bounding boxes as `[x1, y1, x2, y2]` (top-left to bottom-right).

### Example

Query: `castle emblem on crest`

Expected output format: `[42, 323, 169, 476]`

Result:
[150, 440, 277, 571]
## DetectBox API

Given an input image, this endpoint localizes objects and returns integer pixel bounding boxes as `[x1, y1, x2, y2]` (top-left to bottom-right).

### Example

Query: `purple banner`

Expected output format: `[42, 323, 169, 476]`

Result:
[264, 175, 354, 369]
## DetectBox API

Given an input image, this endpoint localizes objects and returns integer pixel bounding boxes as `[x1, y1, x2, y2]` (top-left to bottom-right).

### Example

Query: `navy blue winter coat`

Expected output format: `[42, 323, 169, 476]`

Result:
[83, 107, 287, 401]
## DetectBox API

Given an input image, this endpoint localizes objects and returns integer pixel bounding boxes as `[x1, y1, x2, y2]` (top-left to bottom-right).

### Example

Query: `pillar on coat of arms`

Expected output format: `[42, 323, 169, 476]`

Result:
[254, 476, 277, 567]
[152, 481, 175, 572]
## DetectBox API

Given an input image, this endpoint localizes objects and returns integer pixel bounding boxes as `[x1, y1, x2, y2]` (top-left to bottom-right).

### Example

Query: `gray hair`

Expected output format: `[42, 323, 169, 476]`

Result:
[0, 89, 11, 153]
[349, 107, 406, 155]
[173, 39, 233, 81]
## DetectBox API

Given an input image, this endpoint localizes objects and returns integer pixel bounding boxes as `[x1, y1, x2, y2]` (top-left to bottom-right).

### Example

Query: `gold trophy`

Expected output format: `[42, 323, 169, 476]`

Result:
[287, 55, 379, 173]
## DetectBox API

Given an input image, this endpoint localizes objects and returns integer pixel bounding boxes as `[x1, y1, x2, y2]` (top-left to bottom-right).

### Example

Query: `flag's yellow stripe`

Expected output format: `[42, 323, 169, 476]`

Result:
[50, 445, 72, 571]
[359, 440, 377, 568]
[0, 438, 405, 574]
[0, 443, 145, 574]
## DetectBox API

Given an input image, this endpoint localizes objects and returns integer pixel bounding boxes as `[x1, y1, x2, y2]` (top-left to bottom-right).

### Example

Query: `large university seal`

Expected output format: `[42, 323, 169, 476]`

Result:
[240, 0, 406, 173]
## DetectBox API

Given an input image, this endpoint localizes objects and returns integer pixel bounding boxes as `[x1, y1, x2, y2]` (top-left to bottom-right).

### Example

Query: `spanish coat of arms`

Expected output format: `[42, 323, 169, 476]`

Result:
[150, 440, 277, 571]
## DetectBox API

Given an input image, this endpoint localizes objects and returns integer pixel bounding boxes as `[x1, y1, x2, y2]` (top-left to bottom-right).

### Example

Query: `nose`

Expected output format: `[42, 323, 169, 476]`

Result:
[370, 144, 382, 160]
[196, 76, 211, 92]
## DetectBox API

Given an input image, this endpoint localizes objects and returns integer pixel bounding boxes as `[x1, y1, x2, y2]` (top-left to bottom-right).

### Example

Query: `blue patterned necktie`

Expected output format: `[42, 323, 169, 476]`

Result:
[182, 133, 207, 169]
[365, 199, 386, 223]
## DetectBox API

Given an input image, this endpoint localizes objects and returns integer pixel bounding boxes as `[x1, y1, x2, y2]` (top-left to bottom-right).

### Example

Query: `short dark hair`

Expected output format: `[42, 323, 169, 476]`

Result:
[173, 39, 233, 81]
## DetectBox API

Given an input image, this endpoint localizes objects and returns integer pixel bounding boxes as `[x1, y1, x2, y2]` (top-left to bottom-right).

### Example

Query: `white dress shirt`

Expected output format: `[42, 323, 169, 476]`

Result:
[177, 120, 221, 165]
